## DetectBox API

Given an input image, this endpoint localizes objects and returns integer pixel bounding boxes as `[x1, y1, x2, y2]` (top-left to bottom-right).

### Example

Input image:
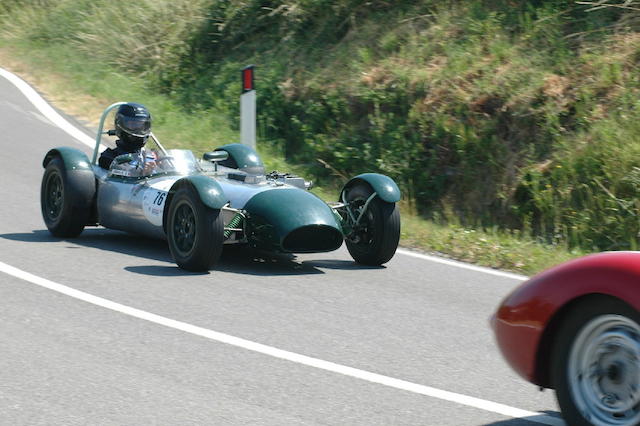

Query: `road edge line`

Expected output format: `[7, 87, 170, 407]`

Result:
[0, 260, 561, 425]
[396, 248, 529, 281]
[0, 67, 99, 150]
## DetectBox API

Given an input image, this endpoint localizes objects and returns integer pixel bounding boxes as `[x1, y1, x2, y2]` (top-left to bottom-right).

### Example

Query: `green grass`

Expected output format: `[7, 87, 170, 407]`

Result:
[400, 215, 586, 275]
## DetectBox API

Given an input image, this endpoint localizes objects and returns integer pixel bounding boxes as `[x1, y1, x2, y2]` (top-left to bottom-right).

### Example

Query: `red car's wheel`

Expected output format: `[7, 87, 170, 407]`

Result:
[552, 298, 640, 426]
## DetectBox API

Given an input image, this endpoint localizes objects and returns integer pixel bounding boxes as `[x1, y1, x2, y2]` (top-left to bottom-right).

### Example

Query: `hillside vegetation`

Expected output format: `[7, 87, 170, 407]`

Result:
[2, 0, 640, 252]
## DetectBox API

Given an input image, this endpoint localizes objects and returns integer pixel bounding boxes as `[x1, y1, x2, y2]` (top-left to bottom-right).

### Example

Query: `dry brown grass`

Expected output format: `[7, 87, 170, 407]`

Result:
[0, 46, 105, 128]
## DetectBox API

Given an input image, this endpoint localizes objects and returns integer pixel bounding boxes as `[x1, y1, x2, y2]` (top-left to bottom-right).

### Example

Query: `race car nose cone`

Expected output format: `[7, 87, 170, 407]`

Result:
[244, 188, 343, 253]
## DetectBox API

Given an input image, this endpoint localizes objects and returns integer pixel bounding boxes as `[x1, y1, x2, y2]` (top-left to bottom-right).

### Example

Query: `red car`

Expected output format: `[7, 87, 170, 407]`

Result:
[493, 251, 640, 426]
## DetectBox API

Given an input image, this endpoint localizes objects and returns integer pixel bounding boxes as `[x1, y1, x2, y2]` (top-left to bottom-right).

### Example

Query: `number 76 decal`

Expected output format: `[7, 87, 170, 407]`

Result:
[153, 191, 166, 206]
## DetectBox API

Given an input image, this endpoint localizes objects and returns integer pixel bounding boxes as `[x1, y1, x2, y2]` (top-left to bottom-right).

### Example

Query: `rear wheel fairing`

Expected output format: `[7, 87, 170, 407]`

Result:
[43, 148, 95, 211]
[43, 147, 92, 171]
[243, 188, 343, 253]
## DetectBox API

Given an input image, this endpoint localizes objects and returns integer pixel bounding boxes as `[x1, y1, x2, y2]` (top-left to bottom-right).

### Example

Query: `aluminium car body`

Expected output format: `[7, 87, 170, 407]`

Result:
[41, 102, 401, 271]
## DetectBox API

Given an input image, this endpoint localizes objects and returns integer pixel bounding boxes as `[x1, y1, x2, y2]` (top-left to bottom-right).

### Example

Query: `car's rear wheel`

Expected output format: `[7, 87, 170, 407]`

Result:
[167, 185, 224, 272]
[552, 297, 640, 426]
[344, 183, 400, 265]
[40, 156, 88, 237]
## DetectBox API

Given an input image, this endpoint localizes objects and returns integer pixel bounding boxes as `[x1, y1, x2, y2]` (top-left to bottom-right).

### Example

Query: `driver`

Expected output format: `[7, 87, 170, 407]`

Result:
[99, 102, 152, 170]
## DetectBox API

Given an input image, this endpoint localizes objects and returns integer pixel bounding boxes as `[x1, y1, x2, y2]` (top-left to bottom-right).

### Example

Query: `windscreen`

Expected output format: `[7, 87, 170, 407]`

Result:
[107, 134, 201, 178]
[153, 149, 201, 175]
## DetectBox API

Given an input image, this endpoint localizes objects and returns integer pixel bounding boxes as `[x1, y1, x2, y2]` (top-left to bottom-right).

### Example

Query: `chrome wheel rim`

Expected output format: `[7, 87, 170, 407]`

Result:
[568, 314, 640, 425]
[173, 202, 196, 255]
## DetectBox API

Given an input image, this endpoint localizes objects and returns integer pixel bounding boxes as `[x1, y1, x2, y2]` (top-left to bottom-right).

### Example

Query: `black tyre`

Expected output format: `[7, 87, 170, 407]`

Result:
[344, 183, 400, 265]
[40, 156, 89, 237]
[167, 185, 224, 272]
[551, 297, 640, 426]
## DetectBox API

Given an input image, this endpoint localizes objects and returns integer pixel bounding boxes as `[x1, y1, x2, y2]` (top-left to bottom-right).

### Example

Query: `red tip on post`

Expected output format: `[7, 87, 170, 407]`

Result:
[242, 65, 255, 93]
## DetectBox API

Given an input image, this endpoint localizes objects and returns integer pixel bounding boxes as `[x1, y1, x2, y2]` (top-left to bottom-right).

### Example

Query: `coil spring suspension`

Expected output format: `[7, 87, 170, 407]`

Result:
[224, 212, 244, 239]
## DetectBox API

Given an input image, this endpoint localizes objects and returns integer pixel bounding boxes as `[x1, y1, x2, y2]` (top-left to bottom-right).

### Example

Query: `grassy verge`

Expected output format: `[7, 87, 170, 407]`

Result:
[0, 41, 585, 276]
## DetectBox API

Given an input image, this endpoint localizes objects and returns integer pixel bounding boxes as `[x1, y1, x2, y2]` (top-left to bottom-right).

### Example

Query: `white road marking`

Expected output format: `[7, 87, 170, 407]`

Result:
[0, 67, 101, 151]
[0, 65, 529, 283]
[396, 248, 529, 281]
[0, 261, 563, 425]
[1, 64, 554, 421]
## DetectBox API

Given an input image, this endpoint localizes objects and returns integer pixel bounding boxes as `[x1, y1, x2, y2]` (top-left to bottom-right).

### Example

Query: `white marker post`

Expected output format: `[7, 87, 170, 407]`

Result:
[240, 65, 256, 150]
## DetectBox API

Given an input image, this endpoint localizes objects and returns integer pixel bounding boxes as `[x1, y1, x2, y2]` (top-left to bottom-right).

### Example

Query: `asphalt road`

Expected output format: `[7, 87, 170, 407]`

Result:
[0, 70, 563, 425]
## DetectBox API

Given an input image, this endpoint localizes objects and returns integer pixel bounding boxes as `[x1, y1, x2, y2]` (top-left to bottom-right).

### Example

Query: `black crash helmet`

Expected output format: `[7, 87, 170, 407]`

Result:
[114, 102, 152, 150]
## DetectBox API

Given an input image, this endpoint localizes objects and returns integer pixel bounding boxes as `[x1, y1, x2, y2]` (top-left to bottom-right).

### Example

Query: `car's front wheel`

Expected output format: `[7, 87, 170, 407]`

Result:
[167, 185, 224, 272]
[552, 297, 640, 426]
[344, 183, 400, 266]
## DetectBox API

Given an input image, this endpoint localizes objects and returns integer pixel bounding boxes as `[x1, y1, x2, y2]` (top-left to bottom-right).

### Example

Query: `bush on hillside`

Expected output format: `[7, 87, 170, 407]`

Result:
[3, 0, 640, 250]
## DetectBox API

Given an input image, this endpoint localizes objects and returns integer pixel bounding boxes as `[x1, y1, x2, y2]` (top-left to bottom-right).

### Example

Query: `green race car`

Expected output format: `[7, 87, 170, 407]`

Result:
[41, 103, 401, 272]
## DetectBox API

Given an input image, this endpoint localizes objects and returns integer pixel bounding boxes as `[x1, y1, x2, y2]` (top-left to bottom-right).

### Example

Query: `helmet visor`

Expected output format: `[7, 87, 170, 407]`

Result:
[119, 116, 151, 137]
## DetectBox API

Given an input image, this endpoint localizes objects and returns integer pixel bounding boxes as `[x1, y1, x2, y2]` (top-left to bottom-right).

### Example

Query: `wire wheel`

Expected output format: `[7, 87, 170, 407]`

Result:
[568, 314, 640, 425]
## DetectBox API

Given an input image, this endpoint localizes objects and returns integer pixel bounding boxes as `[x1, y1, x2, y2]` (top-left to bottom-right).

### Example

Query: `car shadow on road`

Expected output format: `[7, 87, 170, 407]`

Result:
[1, 229, 377, 276]
[216, 245, 327, 276]
[124, 245, 330, 276]
[1, 229, 172, 262]
[303, 259, 385, 271]
[483, 411, 563, 425]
